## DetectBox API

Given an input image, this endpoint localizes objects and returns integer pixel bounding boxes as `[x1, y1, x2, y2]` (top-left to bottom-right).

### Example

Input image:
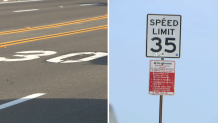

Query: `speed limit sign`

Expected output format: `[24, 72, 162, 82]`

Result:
[146, 14, 181, 58]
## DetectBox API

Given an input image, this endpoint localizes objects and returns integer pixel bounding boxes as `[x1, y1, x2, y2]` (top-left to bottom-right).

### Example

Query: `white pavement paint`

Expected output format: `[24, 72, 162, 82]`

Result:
[0, 51, 107, 63]
[80, 3, 98, 6]
[0, 93, 46, 110]
[47, 52, 108, 63]
[0, 50, 56, 61]
[14, 9, 39, 12]
[0, 0, 42, 4]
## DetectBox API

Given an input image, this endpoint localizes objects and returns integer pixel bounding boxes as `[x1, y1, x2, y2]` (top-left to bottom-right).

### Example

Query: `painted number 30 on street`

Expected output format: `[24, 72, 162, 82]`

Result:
[0, 50, 107, 63]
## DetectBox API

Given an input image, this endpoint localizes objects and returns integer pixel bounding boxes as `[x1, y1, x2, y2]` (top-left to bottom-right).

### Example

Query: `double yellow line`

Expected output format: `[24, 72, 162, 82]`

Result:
[0, 25, 107, 47]
[0, 15, 107, 48]
[0, 15, 107, 35]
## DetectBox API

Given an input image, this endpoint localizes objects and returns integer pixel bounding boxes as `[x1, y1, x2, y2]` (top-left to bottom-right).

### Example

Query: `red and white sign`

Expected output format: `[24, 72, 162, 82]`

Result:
[149, 60, 175, 95]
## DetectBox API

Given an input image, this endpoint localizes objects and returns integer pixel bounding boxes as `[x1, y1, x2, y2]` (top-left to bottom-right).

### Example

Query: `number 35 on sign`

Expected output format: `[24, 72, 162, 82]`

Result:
[146, 14, 181, 58]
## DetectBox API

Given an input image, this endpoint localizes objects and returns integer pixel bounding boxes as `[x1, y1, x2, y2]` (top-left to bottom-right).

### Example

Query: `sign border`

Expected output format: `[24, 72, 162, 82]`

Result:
[146, 14, 182, 58]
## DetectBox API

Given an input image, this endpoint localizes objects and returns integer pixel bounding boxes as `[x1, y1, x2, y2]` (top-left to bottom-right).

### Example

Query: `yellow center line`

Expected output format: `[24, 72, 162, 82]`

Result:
[0, 25, 108, 47]
[0, 15, 107, 35]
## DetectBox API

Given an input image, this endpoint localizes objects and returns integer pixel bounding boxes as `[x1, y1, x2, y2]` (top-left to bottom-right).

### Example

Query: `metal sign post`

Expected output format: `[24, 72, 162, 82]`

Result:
[159, 57, 164, 123]
[159, 95, 163, 123]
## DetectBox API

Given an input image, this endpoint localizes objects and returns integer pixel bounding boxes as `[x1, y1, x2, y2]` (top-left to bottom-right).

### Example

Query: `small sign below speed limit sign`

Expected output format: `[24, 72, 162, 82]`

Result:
[146, 14, 181, 58]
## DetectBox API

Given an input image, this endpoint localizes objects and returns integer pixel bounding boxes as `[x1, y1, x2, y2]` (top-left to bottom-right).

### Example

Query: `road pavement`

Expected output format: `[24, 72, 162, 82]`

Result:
[0, 0, 107, 122]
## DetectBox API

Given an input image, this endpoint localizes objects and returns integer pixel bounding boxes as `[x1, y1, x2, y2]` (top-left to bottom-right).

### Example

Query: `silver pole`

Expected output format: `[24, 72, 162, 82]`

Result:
[159, 57, 164, 123]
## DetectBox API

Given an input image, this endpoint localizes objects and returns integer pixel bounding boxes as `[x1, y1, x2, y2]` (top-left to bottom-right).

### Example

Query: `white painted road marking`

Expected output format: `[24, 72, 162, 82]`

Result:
[0, 50, 56, 61]
[47, 52, 108, 63]
[14, 9, 39, 12]
[80, 3, 98, 6]
[0, 50, 107, 63]
[0, 93, 46, 110]
[0, 0, 42, 4]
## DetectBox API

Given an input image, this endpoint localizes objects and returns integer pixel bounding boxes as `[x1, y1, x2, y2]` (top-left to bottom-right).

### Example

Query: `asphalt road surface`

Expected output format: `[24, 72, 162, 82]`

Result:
[0, 0, 107, 122]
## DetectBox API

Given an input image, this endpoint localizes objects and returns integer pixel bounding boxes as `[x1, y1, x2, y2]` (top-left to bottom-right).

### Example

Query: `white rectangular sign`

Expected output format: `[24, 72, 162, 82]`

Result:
[146, 14, 181, 58]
